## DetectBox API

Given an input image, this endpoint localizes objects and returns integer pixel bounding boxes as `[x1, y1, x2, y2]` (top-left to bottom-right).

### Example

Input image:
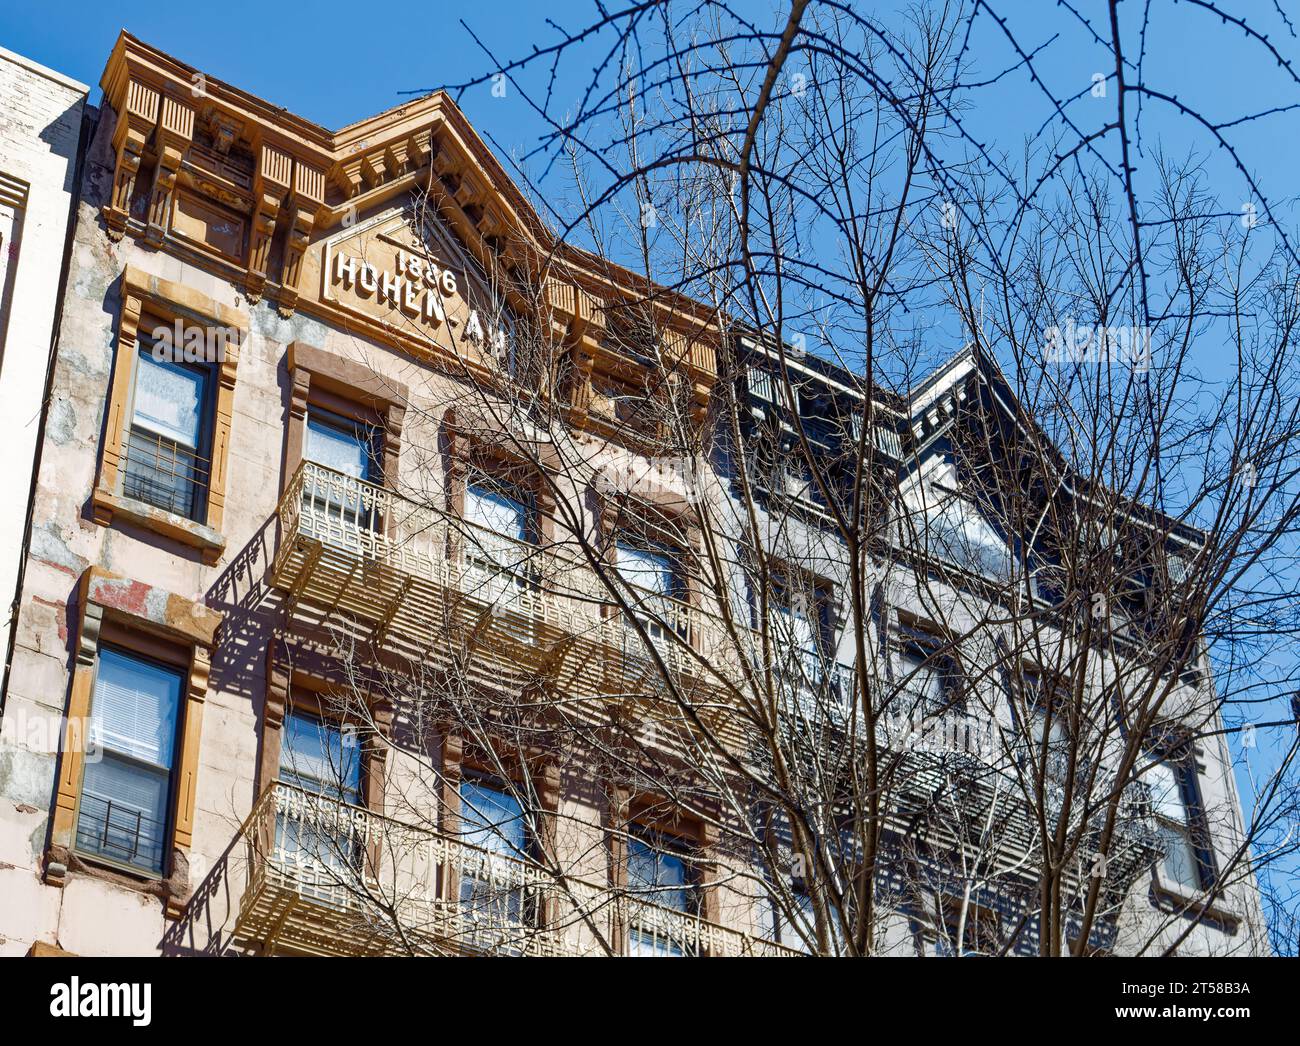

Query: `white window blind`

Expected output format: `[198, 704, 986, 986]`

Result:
[305, 416, 370, 479]
[132, 351, 206, 449]
[90, 648, 181, 767]
[80, 756, 170, 827]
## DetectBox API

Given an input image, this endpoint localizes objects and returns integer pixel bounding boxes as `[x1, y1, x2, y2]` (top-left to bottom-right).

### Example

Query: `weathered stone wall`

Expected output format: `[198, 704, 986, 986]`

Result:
[0, 47, 88, 958]
[0, 49, 86, 675]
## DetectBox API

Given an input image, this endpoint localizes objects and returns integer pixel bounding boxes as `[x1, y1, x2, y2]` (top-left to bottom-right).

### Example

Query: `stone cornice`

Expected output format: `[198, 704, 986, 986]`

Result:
[97, 31, 721, 433]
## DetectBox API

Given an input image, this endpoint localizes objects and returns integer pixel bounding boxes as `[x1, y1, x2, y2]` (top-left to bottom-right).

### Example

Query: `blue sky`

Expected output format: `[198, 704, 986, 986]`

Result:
[3, 0, 1296, 942]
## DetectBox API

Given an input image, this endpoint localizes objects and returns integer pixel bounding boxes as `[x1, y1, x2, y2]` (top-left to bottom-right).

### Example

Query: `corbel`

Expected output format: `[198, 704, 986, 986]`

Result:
[104, 78, 160, 239]
[210, 113, 241, 156]
[407, 129, 432, 169]
[360, 151, 388, 189]
[384, 140, 411, 179]
[144, 95, 196, 247]
[246, 143, 293, 301]
[277, 161, 325, 316]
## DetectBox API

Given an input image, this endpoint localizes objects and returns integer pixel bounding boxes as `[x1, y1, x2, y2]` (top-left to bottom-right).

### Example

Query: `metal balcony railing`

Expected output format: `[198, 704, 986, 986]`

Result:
[271, 461, 750, 702]
[229, 782, 800, 957]
[74, 792, 168, 875]
[122, 425, 210, 520]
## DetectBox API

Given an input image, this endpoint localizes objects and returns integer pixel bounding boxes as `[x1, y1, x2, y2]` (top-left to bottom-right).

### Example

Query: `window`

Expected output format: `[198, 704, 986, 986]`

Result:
[463, 474, 536, 608]
[276, 710, 363, 885]
[1145, 755, 1211, 893]
[122, 342, 211, 520]
[279, 710, 362, 803]
[615, 538, 688, 652]
[766, 577, 844, 717]
[457, 777, 537, 949]
[94, 270, 243, 558]
[301, 409, 378, 541]
[76, 647, 183, 875]
[625, 826, 698, 956]
[1020, 671, 1071, 779]
[894, 628, 958, 714]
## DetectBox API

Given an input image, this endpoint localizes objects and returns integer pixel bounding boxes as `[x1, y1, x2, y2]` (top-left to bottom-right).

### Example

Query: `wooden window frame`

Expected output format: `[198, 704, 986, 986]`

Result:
[606, 786, 719, 955]
[443, 407, 559, 547]
[438, 731, 562, 927]
[48, 567, 221, 917]
[120, 335, 216, 520]
[92, 265, 245, 565]
[71, 636, 188, 879]
[283, 340, 407, 495]
[596, 488, 702, 609]
[258, 645, 391, 819]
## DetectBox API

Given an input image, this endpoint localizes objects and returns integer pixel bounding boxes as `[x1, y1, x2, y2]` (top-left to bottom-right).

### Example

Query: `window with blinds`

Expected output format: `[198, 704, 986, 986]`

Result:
[123, 345, 212, 521]
[76, 647, 183, 874]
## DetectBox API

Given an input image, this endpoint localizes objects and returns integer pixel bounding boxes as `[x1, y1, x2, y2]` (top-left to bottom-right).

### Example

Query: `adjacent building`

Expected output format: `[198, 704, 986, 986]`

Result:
[0, 47, 88, 686]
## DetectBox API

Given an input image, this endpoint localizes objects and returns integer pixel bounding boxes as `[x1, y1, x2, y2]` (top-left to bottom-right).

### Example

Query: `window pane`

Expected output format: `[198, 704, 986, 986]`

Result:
[465, 483, 528, 541]
[90, 648, 181, 767]
[132, 351, 206, 449]
[900, 648, 943, 703]
[1145, 759, 1187, 822]
[279, 711, 361, 803]
[628, 835, 691, 911]
[459, 781, 528, 857]
[78, 755, 169, 872]
[629, 929, 684, 956]
[617, 543, 676, 595]
[123, 425, 204, 518]
[306, 416, 370, 479]
[1160, 823, 1202, 890]
[775, 601, 816, 651]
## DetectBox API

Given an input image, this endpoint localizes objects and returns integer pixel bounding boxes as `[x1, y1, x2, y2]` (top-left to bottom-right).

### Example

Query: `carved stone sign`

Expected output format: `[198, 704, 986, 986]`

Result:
[313, 206, 509, 359]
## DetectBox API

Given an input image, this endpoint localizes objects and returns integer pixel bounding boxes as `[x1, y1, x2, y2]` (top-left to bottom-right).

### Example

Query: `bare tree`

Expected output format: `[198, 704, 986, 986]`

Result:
[220, 0, 1300, 957]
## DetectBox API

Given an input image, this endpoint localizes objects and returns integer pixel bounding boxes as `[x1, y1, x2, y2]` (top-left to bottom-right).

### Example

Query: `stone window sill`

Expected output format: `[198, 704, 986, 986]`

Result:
[91, 487, 226, 565]
[44, 845, 187, 919]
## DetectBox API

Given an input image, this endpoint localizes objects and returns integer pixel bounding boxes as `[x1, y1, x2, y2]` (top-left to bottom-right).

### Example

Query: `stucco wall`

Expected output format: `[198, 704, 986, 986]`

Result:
[0, 49, 86, 674]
